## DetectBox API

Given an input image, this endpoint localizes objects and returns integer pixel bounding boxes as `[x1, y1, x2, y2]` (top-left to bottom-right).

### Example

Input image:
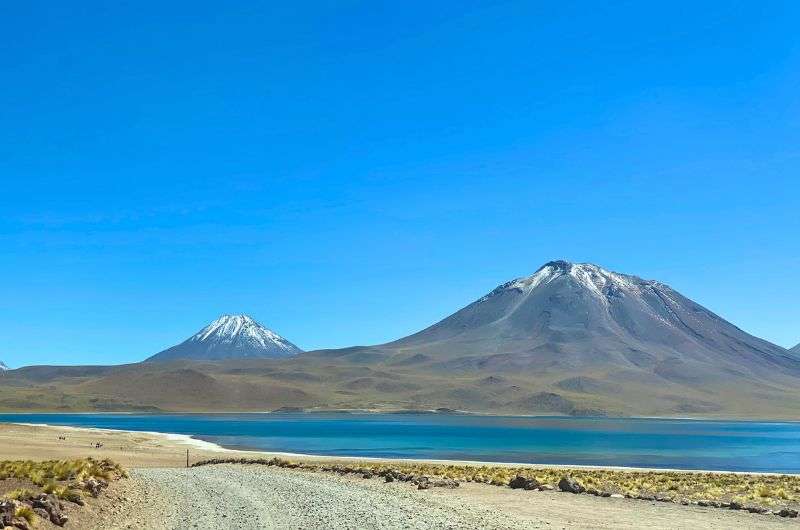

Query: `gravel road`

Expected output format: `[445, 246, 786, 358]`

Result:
[107, 465, 525, 529]
[92, 464, 799, 530]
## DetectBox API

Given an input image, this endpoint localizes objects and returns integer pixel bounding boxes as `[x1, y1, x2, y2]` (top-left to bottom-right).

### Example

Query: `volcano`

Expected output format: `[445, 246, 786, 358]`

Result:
[304, 260, 800, 416]
[376, 260, 798, 379]
[147, 315, 302, 362]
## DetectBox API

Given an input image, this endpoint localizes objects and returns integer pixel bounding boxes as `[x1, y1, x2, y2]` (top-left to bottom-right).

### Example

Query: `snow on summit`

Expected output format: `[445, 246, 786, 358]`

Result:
[193, 315, 298, 352]
[147, 314, 303, 362]
[503, 260, 647, 295]
[481, 260, 658, 306]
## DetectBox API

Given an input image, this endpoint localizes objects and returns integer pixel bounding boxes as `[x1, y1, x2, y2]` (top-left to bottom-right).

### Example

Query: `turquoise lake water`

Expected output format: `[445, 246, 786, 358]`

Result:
[1, 413, 798, 473]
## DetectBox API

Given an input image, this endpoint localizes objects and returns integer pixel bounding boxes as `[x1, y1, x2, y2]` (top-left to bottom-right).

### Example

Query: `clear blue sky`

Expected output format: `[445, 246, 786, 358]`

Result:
[1, 1, 798, 367]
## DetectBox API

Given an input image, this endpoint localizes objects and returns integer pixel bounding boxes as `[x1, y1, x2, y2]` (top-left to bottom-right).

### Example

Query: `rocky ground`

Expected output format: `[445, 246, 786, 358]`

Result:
[77, 464, 799, 529]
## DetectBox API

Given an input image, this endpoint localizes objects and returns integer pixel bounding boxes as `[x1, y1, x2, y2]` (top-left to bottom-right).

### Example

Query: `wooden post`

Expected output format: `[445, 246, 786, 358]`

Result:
[186, 449, 189, 468]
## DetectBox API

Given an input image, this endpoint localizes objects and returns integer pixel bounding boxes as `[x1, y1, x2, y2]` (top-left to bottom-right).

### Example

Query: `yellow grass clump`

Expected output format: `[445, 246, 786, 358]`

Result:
[0, 457, 126, 502]
[14, 505, 37, 524]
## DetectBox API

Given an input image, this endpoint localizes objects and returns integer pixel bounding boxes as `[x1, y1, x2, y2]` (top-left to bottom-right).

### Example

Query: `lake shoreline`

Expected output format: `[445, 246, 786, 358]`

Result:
[3, 421, 799, 527]
[0, 421, 796, 476]
[1, 407, 798, 423]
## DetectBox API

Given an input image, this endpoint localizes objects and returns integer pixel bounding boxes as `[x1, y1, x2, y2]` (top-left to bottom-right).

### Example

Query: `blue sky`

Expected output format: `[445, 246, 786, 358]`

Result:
[1, 1, 798, 367]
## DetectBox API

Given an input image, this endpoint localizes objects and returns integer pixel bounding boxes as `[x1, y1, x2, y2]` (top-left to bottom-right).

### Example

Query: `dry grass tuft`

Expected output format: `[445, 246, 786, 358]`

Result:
[4, 488, 35, 501]
[0, 457, 126, 485]
[14, 505, 37, 524]
[1, 457, 125, 506]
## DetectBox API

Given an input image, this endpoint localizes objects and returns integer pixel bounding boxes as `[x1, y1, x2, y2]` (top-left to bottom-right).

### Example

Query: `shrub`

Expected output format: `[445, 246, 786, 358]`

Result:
[14, 505, 37, 524]
[3, 488, 35, 501]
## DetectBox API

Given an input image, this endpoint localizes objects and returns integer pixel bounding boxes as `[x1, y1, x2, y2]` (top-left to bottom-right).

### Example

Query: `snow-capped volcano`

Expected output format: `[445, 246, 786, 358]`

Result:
[147, 315, 302, 362]
[0, 361, 8, 371]
[377, 260, 799, 382]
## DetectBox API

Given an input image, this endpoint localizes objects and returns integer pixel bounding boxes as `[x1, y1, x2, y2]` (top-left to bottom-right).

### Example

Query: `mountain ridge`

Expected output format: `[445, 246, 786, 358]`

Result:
[2, 261, 799, 418]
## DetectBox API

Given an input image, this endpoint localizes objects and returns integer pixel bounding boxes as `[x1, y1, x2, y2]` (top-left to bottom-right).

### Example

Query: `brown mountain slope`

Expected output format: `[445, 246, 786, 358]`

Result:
[2, 355, 800, 418]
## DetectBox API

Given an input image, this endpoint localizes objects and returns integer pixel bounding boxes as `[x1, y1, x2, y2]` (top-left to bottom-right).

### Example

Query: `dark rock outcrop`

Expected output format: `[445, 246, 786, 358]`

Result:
[558, 476, 585, 494]
[31, 493, 68, 526]
[0, 500, 15, 527]
[84, 477, 109, 497]
[509, 475, 540, 490]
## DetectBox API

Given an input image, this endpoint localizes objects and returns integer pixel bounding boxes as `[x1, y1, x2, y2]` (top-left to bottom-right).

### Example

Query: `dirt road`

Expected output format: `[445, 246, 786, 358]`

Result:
[82, 464, 797, 529]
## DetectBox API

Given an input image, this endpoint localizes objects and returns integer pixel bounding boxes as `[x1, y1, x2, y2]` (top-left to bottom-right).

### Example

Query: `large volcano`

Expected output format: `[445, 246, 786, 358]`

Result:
[376, 260, 798, 380]
[303, 260, 800, 416]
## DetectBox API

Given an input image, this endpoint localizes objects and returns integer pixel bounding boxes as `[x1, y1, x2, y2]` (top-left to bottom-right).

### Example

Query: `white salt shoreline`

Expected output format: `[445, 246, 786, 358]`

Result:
[9, 421, 227, 452]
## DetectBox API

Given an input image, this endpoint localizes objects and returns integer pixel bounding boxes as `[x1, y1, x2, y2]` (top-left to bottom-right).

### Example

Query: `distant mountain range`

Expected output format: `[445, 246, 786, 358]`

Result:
[2, 261, 799, 418]
[147, 315, 302, 361]
[792, 343, 800, 354]
[0, 362, 8, 371]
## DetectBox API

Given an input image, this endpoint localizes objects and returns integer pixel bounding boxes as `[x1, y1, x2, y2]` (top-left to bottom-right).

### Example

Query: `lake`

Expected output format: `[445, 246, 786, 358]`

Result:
[1, 413, 798, 473]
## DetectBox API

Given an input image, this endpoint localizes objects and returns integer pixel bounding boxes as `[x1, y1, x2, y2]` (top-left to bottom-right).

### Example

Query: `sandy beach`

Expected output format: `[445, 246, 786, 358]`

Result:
[0, 422, 234, 468]
[1, 422, 798, 529]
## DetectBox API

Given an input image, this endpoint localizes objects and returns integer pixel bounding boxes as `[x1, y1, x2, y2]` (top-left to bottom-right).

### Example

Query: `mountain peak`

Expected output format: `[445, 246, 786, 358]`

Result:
[219, 314, 253, 321]
[492, 260, 649, 301]
[147, 314, 302, 362]
[537, 260, 633, 278]
[193, 314, 294, 350]
[196, 314, 257, 340]
[0, 361, 8, 371]
[539, 259, 573, 271]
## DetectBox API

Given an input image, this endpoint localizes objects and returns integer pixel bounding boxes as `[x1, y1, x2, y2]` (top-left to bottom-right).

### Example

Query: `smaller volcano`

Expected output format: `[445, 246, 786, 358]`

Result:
[147, 315, 302, 362]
